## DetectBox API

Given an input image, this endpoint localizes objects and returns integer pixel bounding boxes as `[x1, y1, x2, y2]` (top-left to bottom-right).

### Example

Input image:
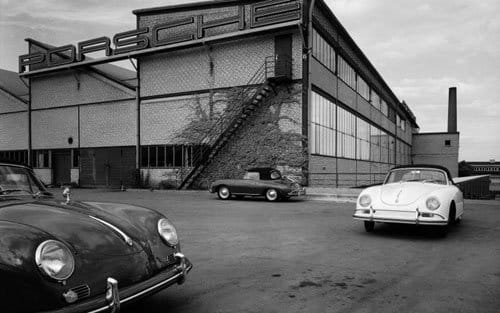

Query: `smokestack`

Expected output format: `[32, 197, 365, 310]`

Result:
[448, 87, 457, 133]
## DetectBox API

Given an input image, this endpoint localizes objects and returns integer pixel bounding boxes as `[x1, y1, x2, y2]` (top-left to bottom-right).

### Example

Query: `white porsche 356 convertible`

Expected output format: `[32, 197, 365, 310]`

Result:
[353, 165, 464, 234]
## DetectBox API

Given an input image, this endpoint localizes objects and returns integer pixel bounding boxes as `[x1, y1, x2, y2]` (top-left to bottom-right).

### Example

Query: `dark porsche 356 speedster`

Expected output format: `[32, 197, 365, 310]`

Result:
[209, 167, 305, 201]
[0, 162, 192, 313]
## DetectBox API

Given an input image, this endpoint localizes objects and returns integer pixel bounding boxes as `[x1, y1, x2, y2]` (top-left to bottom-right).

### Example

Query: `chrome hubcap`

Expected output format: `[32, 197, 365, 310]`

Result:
[220, 188, 229, 197]
[267, 189, 277, 200]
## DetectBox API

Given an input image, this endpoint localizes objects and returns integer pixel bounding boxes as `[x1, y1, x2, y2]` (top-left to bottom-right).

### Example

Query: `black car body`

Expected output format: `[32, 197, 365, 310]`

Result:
[0, 163, 192, 313]
[209, 167, 305, 201]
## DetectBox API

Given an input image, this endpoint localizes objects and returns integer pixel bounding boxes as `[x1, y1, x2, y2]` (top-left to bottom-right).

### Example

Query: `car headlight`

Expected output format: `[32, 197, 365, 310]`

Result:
[35, 240, 75, 281]
[426, 196, 441, 210]
[359, 194, 372, 207]
[157, 218, 179, 246]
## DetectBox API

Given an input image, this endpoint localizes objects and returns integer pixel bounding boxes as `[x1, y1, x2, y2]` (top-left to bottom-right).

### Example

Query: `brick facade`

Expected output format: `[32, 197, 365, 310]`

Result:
[80, 100, 136, 148]
[31, 70, 134, 110]
[0, 112, 28, 150]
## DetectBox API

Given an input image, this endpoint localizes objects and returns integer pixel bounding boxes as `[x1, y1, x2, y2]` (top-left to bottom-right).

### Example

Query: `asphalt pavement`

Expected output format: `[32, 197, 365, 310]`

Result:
[62, 189, 500, 313]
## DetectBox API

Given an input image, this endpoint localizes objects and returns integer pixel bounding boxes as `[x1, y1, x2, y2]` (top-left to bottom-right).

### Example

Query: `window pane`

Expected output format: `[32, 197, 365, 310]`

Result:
[157, 146, 165, 167]
[141, 147, 148, 167]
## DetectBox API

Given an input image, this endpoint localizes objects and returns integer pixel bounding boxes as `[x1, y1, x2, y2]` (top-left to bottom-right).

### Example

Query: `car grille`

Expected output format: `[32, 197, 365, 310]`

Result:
[69, 284, 91, 300]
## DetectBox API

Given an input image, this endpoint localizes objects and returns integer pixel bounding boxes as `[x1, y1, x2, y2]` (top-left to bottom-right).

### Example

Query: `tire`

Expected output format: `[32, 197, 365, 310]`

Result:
[438, 204, 456, 237]
[364, 221, 375, 232]
[265, 188, 279, 202]
[449, 202, 457, 225]
[217, 186, 231, 200]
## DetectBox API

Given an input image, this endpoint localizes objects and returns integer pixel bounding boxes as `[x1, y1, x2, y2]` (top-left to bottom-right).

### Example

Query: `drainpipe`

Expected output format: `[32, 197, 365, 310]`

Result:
[305, 0, 316, 186]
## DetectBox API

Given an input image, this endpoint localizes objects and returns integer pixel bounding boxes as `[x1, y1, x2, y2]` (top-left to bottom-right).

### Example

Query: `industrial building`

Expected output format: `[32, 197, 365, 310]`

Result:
[0, 0, 459, 189]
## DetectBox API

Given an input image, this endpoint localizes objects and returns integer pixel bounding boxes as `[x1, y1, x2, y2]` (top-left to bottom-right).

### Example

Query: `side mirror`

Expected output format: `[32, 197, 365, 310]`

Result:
[62, 187, 71, 204]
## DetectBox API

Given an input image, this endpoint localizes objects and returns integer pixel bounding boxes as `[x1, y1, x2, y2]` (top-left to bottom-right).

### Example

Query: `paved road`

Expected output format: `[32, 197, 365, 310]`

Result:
[65, 189, 500, 313]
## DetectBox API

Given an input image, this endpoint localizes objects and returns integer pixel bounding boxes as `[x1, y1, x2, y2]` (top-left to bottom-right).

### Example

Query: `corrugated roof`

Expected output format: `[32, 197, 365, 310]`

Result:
[0, 68, 29, 103]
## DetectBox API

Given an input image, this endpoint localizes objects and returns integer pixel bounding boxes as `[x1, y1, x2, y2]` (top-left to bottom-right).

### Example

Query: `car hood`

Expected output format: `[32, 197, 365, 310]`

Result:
[0, 199, 162, 256]
[380, 182, 446, 206]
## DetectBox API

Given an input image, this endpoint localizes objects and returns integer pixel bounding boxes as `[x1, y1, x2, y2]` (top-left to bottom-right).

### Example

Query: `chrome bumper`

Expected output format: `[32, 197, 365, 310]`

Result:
[353, 206, 448, 226]
[288, 188, 306, 196]
[88, 253, 190, 313]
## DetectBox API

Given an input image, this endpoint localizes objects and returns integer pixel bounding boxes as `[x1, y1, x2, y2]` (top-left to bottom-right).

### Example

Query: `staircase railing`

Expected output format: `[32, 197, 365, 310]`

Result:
[177, 55, 293, 189]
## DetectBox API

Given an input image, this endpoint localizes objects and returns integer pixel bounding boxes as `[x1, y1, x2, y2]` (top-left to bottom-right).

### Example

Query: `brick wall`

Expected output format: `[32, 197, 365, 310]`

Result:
[32, 107, 78, 149]
[0, 112, 28, 150]
[31, 70, 133, 110]
[0, 89, 27, 114]
[80, 100, 136, 147]
[141, 94, 212, 145]
[412, 133, 459, 177]
[140, 35, 275, 97]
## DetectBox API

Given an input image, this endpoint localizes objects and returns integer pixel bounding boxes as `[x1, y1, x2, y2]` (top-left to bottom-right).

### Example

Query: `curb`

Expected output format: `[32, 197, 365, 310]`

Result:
[305, 194, 357, 203]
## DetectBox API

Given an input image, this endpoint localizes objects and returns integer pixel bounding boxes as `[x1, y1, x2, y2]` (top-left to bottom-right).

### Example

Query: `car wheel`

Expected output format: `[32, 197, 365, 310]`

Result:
[364, 221, 375, 232]
[449, 202, 457, 225]
[217, 186, 231, 200]
[265, 188, 279, 202]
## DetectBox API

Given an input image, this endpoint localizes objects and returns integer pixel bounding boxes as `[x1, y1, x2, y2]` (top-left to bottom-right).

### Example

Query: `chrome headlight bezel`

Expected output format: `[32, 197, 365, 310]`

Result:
[35, 240, 75, 281]
[426, 196, 441, 211]
[359, 194, 372, 207]
[157, 218, 179, 247]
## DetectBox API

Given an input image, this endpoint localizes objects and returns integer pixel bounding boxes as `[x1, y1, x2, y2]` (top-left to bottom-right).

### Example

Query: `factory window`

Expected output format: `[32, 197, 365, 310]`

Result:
[370, 126, 381, 162]
[141, 145, 208, 168]
[337, 106, 356, 159]
[445, 140, 451, 146]
[310, 91, 336, 156]
[389, 136, 396, 164]
[32, 150, 50, 168]
[380, 100, 388, 117]
[312, 29, 336, 72]
[371, 91, 381, 111]
[356, 118, 370, 160]
[357, 76, 370, 101]
[380, 130, 389, 163]
[338, 56, 356, 89]
[0, 150, 28, 165]
[72, 149, 79, 168]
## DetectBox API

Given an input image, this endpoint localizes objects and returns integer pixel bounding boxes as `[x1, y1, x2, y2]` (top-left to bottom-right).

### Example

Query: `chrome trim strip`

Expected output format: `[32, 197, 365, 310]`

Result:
[353, 216, 448, 225]
[89, 216, 133, 247]
[86, 263, 192, 313]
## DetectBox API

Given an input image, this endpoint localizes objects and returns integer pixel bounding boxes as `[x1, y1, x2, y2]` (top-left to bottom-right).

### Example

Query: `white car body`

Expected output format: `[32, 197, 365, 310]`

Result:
[353, 166, 464, 230]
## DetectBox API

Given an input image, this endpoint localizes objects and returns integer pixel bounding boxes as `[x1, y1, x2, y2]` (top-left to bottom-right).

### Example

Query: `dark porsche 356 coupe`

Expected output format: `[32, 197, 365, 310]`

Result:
[209, 167, 305, 201]
[0, 162, 192, 313]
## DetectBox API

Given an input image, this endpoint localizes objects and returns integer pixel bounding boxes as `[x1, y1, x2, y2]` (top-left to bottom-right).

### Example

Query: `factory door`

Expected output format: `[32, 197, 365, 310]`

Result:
[274, 34, 292, 78]
[80, 147, 135, 188]
[52, 149, 71, 186]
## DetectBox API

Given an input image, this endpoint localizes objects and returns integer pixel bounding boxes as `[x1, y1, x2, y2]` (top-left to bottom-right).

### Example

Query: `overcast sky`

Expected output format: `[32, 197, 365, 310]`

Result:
[0, 0, 498, 161]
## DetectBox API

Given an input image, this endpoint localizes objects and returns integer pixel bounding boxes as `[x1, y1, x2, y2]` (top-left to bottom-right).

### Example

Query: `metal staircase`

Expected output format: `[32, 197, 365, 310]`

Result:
[177, 55, 292, 189]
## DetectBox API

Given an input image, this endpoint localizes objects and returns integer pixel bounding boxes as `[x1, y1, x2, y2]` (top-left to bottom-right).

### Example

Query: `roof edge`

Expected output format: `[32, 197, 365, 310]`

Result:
[133, 0, 259, 16]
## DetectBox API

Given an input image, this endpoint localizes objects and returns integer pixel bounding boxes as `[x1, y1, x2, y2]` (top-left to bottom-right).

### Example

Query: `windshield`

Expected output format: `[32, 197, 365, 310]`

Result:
[384, 168, 448, 185]
[0, 165, 48, 197]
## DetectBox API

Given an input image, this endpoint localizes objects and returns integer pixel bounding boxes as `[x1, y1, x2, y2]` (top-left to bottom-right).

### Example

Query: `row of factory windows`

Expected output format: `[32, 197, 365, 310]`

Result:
[140, 145, 208, 168]
[312, 28, 406, 132]
[1, 146, 202, 169]
[310, 91, 411, 165]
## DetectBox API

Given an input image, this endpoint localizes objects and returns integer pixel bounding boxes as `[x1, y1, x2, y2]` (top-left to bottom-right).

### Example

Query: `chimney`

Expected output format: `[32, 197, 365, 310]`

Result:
[448, 87, 457, 133]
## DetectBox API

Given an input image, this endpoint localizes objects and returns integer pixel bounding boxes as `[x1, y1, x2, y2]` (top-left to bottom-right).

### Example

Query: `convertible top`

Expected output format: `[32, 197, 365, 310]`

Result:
[390, 164, 453, 181]
[246, 167, 281, 180]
